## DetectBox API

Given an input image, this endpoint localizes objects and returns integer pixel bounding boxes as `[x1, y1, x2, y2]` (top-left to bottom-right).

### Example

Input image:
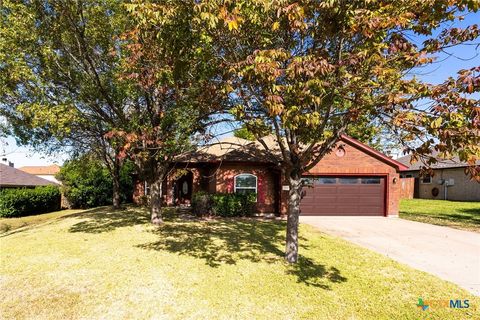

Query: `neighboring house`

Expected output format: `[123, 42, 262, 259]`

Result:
[19, 164, 61, 184]
[397, 153, 480, 201]
[133, 135, 407, 216]
[0, 163, 59, 188]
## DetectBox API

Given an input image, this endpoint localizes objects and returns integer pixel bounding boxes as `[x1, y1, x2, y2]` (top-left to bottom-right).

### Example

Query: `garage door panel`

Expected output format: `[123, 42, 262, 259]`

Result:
[337, 207, 362, 214]
[337, 193, 358, 199]
[311, 188, 337, 195]
[336, 197, 361, 204]
[357, 206, 382, 213]
[300, 176, 385, 216]
[359, 190, 381, 196]
[359, 187, 380, 193]
[302, 204, 336, 210]
[358, 197, 383, 205]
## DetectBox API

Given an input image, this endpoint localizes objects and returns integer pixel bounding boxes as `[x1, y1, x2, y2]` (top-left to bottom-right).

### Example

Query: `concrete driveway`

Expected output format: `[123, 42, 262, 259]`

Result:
[300, 216, 480, 296]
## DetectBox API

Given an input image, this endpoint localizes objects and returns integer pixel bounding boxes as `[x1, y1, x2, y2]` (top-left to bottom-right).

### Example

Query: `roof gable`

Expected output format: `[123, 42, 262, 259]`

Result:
[340, 135, 409, 171]
[19, 164, 61, 175]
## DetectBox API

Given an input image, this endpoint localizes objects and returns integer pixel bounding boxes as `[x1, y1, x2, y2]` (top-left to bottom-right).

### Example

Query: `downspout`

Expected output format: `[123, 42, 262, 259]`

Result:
[441, 169, 447, 201]
[444, 180, 448, 200]
[441, 169, 451, 201]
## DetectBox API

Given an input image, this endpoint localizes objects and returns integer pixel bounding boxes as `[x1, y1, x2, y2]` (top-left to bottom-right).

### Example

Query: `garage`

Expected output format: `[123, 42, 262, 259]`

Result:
[300, 176, 386, 216]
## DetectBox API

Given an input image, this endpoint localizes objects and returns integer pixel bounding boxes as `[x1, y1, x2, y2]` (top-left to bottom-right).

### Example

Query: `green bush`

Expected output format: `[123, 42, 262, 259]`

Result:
[192, 192, 256, 217]
[57, 156, 134, 209]
[192, 191, 212, 216]
[0, 186, 61, 218]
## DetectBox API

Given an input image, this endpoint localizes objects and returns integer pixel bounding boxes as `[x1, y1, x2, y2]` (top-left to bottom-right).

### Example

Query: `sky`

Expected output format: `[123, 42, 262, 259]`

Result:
[1, 11, 479, 168]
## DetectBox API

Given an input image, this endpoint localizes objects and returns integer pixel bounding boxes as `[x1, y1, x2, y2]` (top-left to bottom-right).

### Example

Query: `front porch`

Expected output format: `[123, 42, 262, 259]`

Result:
[133, 162, 283, 215]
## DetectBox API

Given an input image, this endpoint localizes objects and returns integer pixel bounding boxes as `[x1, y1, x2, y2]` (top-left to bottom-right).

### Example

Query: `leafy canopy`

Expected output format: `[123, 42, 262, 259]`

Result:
[196, 0, 479, 178]
[109, 1, 228, 179]
[0, 0, 129, 154]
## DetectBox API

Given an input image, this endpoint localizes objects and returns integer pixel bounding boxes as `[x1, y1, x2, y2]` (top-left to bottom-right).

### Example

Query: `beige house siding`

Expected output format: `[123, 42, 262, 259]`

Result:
[36, 174, 61, 184]
[414, 168, 480, 201]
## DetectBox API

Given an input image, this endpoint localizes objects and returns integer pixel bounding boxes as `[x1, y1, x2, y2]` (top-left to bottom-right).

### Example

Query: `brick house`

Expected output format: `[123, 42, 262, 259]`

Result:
[133, 135, 408, 216]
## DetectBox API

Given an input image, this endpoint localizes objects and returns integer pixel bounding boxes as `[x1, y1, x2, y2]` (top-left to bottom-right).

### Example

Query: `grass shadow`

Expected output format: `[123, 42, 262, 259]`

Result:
[438, 213, 480, 224]
[458, 208, 480, 215]
[137, 215, 347, 289]
[67, 206, 347, 289]
[406, 212, 480, 225]
[137, 218, 288, 267]
[68, 206, 150, 233]
[287, 256, 347, 288]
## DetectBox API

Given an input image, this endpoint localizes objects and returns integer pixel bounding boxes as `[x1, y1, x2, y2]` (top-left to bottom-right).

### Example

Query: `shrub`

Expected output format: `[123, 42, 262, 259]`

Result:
[0, 186, 61, 218]
[192, 192, 256, 217]
[192, 191, 212, 216]
[56, 156, 134, 209]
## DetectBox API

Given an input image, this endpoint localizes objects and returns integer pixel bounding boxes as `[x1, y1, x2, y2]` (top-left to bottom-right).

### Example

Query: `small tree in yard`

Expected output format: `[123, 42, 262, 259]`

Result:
[57, 154, 135, 209]
[199, 0, 480, 262]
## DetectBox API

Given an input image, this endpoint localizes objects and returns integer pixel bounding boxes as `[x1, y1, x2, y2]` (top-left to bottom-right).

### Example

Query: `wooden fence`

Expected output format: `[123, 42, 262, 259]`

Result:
[400, 177, 415, 199]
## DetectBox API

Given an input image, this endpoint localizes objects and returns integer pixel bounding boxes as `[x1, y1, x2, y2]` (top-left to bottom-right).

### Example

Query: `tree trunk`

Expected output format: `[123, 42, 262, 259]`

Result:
[150, 172, 164, 225]
[285, 168, 302, 263]
[112, 157, 121, 209]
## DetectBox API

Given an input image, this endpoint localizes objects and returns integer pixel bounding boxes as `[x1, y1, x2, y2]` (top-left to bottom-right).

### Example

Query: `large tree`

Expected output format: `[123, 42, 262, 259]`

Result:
[0, 0, 129, 208]
[1, 0, 226, 220]
[110, 1, 226, 223]
[199, 0, 480, 262]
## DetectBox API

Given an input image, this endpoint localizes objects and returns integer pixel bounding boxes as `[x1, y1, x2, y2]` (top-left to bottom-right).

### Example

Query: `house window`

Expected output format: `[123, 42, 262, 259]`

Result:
[234, 174, 257, 197]
[421, 176, 432, 184]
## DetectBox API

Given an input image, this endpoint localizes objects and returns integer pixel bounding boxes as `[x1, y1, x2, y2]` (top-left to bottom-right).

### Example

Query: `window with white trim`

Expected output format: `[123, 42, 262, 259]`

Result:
[234, 174, 257, 197]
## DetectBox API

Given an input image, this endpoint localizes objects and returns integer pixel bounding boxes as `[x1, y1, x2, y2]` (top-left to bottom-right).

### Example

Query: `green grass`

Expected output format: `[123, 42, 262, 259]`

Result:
[400, 199, 480, 232]
[1, 207, 478, 319]
[0, 209, 85, 234]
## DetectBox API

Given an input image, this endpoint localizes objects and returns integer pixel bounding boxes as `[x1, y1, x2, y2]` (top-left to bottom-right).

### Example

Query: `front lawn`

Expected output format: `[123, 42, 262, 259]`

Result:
[0, 208, 84, 234]
[400, 199, 480, 232]
[1, 207, 477, 319]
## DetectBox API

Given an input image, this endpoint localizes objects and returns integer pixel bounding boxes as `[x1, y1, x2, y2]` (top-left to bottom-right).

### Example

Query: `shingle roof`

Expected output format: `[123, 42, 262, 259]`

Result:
[0, 164, 59, 187]
[19, 164, 61, 175]
[176, 136, 279, 163]
[177, 135, 407, 171]
[396, 151, 480, 171]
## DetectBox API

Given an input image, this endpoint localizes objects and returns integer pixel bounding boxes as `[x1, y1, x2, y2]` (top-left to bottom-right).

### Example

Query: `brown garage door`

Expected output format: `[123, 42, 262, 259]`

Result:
[300, 176, 385, 216]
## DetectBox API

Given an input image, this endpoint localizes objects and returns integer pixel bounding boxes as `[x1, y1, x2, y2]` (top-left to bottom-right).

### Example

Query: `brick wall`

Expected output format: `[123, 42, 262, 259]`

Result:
[215, 163, 277, 213]
[279, 141, 401, 216]
[134, 139, 403, 216]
